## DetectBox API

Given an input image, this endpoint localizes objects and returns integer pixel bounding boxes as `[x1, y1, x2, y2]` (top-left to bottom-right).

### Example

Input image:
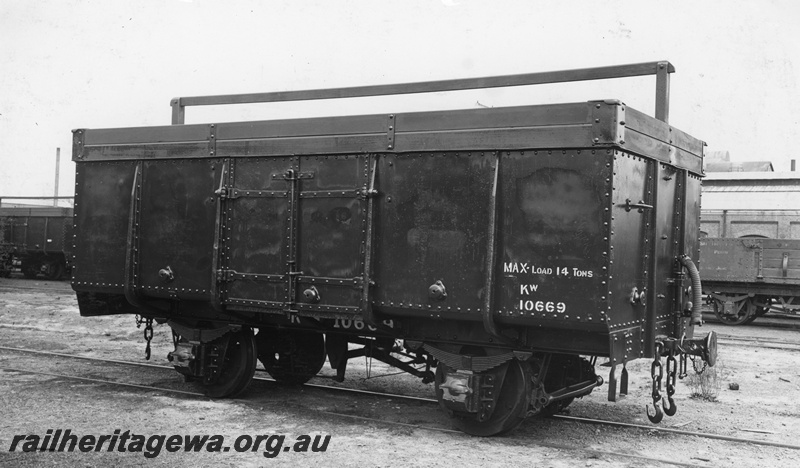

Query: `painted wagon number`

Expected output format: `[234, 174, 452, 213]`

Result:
[519, 300, 566, 313]
[333, 318, 394, 331]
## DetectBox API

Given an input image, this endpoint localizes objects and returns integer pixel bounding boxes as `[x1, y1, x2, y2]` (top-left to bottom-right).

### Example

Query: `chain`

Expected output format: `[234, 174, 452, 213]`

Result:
[665, 353, 677, 398]
[691, 355, 707, 374]
[662, 350, 679, 416]
[647, 342, 665, 423]
[135, 316, 154, 360]
[650, 351, 664, 403]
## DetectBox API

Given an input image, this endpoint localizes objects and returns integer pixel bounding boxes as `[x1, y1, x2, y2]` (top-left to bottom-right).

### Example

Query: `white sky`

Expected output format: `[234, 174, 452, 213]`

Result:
[2, 0, 799, 200]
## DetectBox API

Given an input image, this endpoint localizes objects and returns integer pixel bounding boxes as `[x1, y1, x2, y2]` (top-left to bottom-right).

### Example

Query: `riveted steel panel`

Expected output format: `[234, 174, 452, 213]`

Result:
[373, 152, 494, 316]
[223, 155, 369, 314]
[72, 161, 137, 289]
[295, 155, 368, 310]
[497, 149, 611, 330]
[136, 159, 222, 299]
[224, 157, 293, 307]
[605, 152, 650, 362]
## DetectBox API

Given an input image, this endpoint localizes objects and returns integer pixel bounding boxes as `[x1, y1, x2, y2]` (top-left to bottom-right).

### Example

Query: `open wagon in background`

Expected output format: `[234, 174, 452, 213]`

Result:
[71, 61, 716, 435]
[0, 204, 73, 279]
[701, 237, 800, 325]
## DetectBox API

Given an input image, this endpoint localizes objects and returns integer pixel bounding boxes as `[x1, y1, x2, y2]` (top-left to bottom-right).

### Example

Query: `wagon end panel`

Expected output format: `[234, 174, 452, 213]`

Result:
[72, 161, 138, 293]
[605, 152, 651, 363]
[608, 156, 701, 360]
[497, 149, 611, 347]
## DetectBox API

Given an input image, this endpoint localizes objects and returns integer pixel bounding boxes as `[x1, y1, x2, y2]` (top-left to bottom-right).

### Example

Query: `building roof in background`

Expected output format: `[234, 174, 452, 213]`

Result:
[702, 171, 800, 210]
[705, 161, 774, 172]
[704, 171, 800, 182]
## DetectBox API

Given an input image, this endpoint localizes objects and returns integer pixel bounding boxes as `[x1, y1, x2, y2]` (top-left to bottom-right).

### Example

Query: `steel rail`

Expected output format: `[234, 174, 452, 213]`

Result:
[0, 345, 437, 403]
[0, 284, 75, 293]
[1, 366, 204, 397]
[0, 364, 704, 468]
[552, 415, 800, 451]
[3, 345, 800, 452]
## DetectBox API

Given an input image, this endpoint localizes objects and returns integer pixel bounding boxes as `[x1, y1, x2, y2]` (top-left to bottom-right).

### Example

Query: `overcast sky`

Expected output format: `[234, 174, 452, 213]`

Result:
[2, 0, 799, 201]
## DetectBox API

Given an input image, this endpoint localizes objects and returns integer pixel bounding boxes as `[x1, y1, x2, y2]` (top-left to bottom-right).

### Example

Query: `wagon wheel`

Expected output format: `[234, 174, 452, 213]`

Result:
[440, 359, 532, 436]
[712, 296, 755, 326]
[744, 298, 771, 324]
[199, 328, 258, 398]
[0, 252, 12, 277]
[255, 328, 326, 385]
[21, 260, 39, 279]
[42, 260, 64, 280]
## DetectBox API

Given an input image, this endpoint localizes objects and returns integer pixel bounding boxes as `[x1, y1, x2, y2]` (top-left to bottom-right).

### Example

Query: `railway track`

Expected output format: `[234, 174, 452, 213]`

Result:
[0, 366, 704, 468]
[702, 312, 800, 330]
[2, 344, 799, 457]
[0, 282, 72, 294]
[716, 334, 800, 352]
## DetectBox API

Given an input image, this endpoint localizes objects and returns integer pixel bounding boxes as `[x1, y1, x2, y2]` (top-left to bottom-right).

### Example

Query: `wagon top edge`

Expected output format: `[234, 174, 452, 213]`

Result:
[73, 100, 704, 174]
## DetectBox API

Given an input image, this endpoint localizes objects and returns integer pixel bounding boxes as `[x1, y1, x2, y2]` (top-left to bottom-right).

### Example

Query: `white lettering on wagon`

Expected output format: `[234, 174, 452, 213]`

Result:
[504, 262, 592, 277]
[333, 318, 394, 331]
[505, 261, 596, 314]
[518, 300, 567, 313]
[504, 262, 595, 280]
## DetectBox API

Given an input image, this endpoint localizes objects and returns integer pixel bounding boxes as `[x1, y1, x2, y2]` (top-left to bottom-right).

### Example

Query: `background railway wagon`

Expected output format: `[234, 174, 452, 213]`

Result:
[0, 205, 73, 280]
[700, 171, 800, 324]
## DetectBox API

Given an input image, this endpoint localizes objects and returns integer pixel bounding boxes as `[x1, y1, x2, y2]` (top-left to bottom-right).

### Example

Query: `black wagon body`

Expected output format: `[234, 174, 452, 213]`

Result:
[0, 205, 73, 279]
[71, 61, 715, 435]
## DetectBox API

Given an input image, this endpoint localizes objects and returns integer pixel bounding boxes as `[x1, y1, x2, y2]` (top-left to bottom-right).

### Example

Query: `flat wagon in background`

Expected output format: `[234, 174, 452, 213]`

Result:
[71, 61, 715, 435]
[0, 205, 73, 279]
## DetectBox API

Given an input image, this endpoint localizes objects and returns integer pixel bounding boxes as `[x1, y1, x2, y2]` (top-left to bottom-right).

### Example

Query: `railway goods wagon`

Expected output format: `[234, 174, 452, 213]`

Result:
[0, 206, 73, 279]
[71, 61, 716, 435]
[701, 237, 800, 325]
[701, 209, 800, 240]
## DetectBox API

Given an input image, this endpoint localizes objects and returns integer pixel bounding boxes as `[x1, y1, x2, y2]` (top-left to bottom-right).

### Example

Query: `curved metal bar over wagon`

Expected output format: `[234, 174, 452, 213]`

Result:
[71, 61, 715, 435]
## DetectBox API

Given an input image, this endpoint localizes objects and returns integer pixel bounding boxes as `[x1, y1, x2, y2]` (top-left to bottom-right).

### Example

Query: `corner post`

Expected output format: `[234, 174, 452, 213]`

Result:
[655, 61, 671, 123]
[171, 98, 185, 125]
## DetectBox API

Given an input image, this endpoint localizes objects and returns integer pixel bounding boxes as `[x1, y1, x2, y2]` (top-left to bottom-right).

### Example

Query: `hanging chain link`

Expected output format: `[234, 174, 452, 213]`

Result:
[135, 315, 154, 360]
[647, 342, 665, 423]
[665, 352, 677, 399]
[662, 350, 679, 416]
[650, 348, 664, 403]
[690, 355, 707, 374]
[143, 319, 154, 360]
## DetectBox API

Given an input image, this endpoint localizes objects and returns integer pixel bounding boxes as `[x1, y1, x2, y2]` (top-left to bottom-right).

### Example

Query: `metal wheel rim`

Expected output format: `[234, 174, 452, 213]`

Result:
[712, 297, 754, 325]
